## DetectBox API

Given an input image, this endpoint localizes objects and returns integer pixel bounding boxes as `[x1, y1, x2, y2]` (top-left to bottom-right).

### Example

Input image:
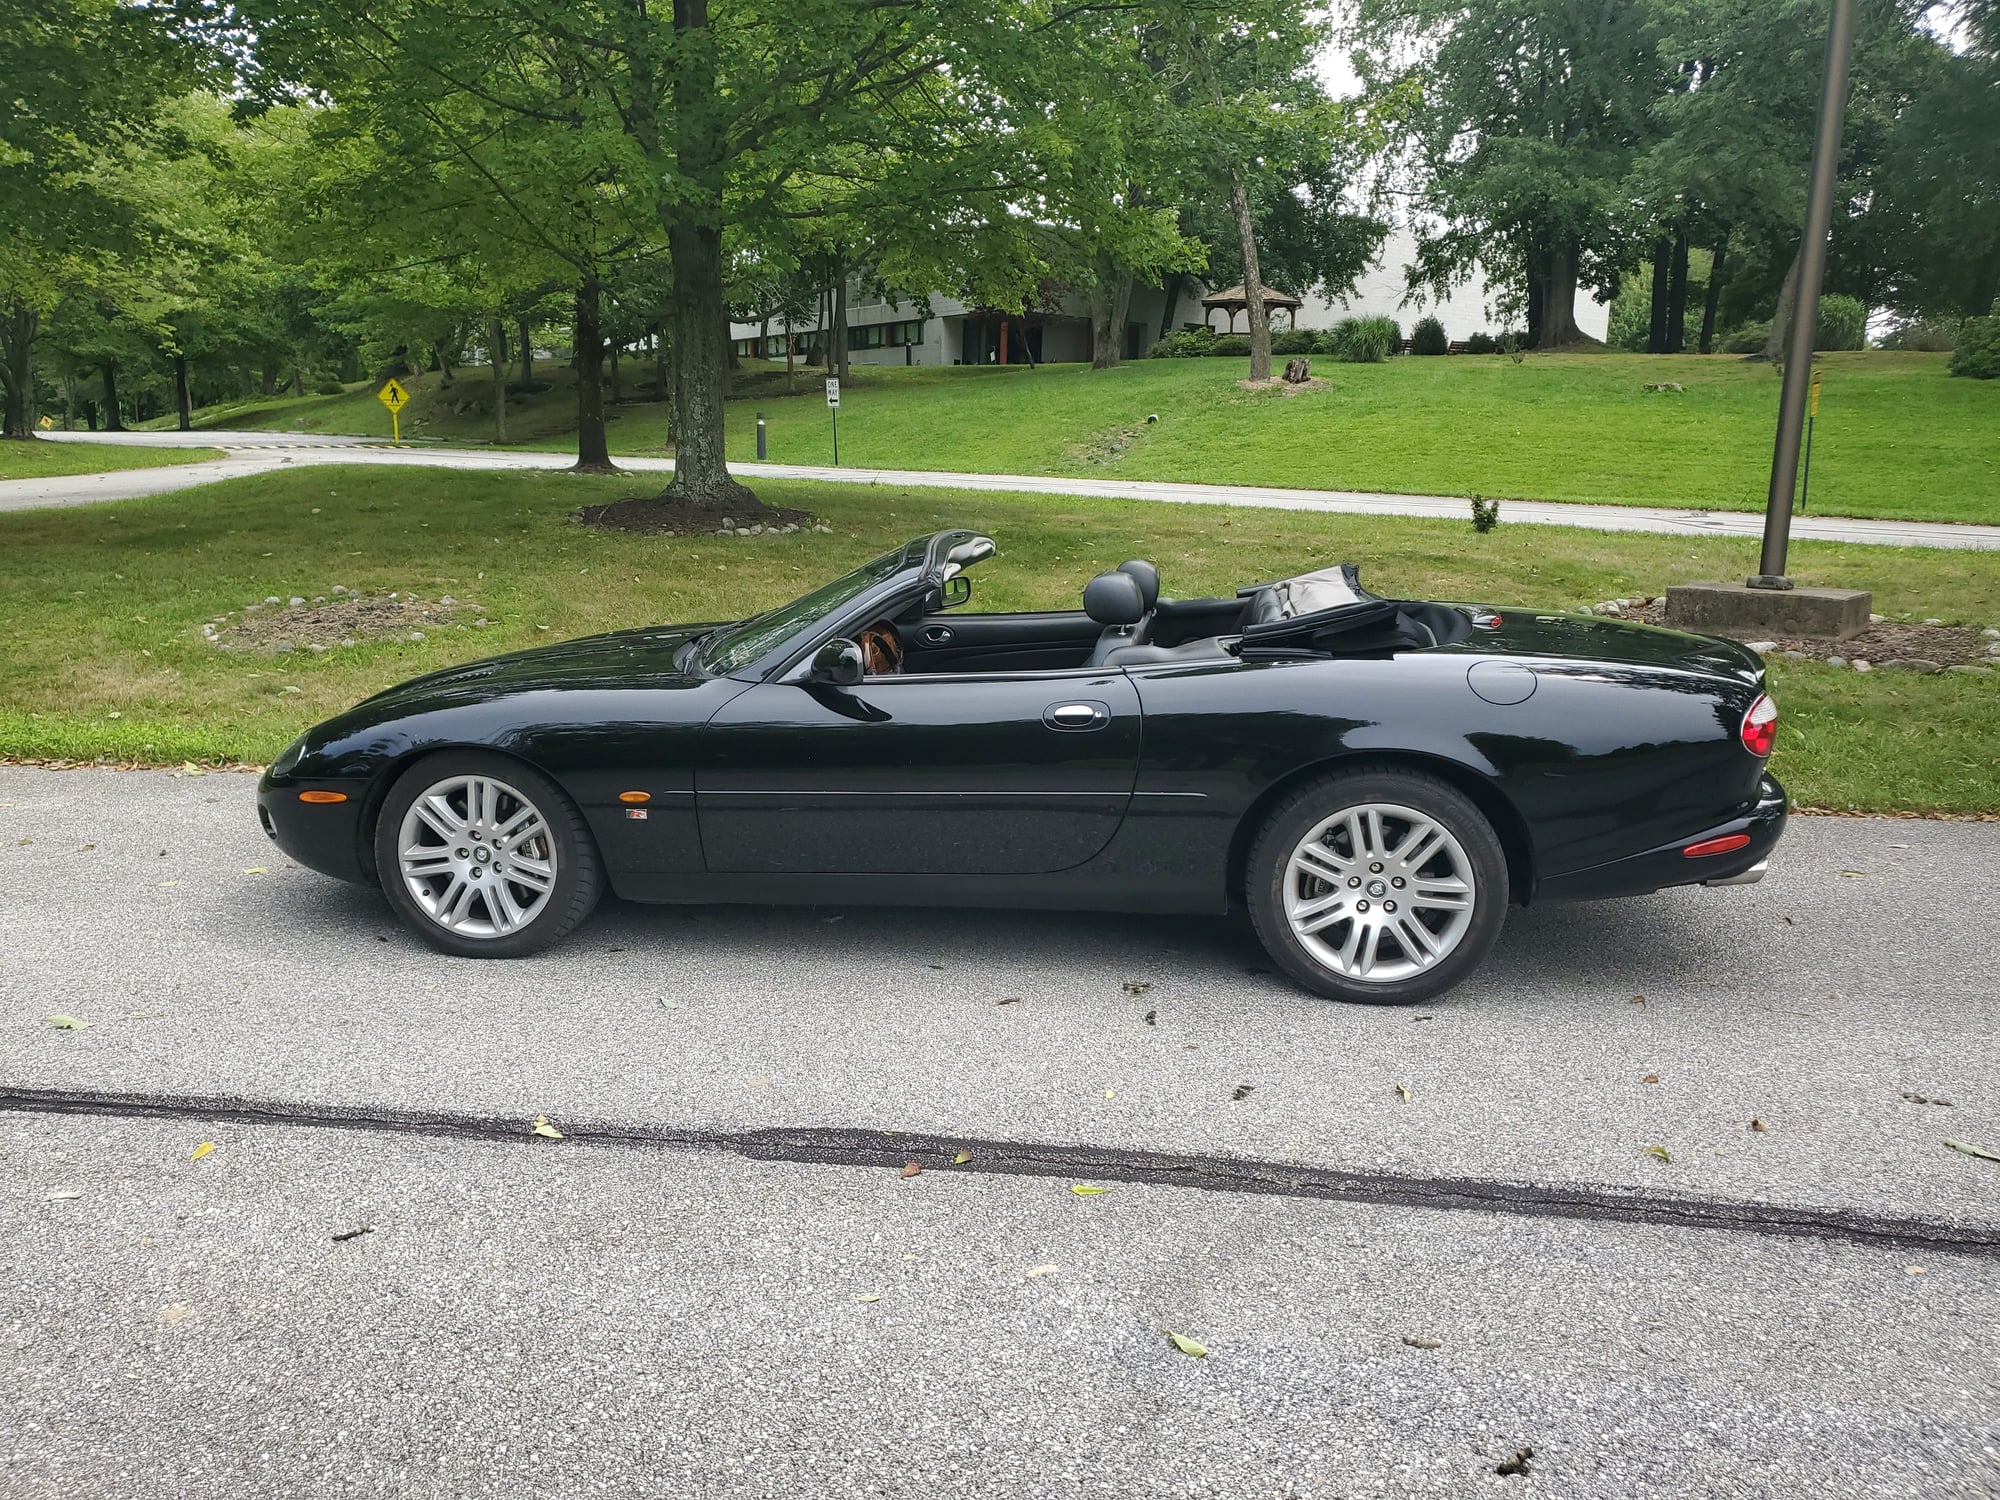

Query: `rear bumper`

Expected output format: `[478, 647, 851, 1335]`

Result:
[257, 771, 374, 885]
[1536, 772, 1787, 903]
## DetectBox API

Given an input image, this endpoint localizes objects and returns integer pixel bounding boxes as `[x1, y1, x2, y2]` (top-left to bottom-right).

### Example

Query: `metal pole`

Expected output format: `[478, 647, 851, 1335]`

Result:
[831, 407, 838, 467]
[756, 411, 766, 461]
[1751, 0, 1855, 589]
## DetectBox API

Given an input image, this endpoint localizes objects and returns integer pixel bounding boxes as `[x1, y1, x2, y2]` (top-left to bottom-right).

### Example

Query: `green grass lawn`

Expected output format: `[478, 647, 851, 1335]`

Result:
[0, 464, 1993, 813]
[158, 351, 2000, 526]
[0, 437, 223, 481]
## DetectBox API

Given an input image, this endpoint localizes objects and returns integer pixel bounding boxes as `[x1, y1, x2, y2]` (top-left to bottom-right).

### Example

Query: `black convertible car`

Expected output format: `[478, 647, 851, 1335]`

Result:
[259, 529, 1784, 1004]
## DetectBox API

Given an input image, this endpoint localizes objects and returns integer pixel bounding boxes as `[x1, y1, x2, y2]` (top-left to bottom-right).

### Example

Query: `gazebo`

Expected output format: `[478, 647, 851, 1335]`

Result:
[1201, 283, 1302, 334]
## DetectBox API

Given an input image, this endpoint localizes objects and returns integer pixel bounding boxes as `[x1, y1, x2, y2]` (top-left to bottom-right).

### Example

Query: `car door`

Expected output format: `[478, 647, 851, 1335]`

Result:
[696, 669, 1143, 875]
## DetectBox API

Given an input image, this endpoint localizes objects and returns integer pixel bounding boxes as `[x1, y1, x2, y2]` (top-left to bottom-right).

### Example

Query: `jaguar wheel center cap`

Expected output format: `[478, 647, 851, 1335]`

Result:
[1367, 879, 1387, 898]
[473, 846, 492, 865]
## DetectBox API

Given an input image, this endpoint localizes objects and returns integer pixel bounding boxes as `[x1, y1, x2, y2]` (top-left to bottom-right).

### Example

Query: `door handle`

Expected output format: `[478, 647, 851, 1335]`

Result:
[921, 625, 954, 645]
[1044, 700, 1110, 731]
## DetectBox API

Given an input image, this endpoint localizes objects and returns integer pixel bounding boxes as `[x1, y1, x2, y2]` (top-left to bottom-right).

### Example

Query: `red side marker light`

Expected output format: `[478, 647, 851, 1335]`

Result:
[297, 790, 348, 805]
[1684, 833, 1752, 858]
[1740, 694, 1778, 757]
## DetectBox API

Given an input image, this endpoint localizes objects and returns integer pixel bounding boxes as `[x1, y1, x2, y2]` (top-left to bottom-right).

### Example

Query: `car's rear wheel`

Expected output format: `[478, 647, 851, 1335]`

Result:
[1245, 767, 1508, 1005]
[374, 752, 602, 958]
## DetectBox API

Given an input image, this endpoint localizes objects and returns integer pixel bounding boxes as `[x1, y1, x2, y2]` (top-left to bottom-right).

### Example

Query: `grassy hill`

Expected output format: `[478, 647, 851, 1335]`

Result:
[0, 438, 222, 481]
[154, 350, 1999, 525]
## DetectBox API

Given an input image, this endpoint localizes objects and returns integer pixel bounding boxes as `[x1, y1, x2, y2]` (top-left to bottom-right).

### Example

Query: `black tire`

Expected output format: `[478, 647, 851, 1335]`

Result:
[373, 750, 603, 958]
[1245, 766, 1509, 1005]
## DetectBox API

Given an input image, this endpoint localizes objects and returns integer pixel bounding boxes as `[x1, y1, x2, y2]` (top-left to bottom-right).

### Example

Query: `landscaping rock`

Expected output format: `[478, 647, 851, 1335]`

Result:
[1852, 659, 1872, 672]
[1922, 618, 1944, 627]
[1983, 627, 2000, 640]
[1826, 656, 1848, 668]
[1782, 650, 1811, 661]
[1878, 658, 1942, 673]
[1869, 613, 1885, 623]
[1946, 665, 1994, 676]
[1743, 640, 1778, 652]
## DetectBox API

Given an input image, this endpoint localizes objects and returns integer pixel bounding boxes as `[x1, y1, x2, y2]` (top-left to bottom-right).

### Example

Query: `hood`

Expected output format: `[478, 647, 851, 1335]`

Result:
[1457, 608, 1764, 685]
[360, 622, 720, 707]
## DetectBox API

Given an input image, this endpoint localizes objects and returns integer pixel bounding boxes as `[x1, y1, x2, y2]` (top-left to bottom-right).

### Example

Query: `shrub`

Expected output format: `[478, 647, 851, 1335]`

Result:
[1950, 315, 2000, 379]
[1410, 315, 1449, 356]
[1334, 315, 1399, 364]
[1465, 332, 1498, 355]
[313, 379, 346, 395]
[1721, 321, 1769, 354]
[1875, 317, 1959, 352]
[1470, 495, 1500, 533]
[1271, 328, 1317, 356]
[1815, 294, 1867, 352]
[1146, 327, 1218, 359]
[1207, 334, 1251, 357]
[1317, 319, 1358, 356]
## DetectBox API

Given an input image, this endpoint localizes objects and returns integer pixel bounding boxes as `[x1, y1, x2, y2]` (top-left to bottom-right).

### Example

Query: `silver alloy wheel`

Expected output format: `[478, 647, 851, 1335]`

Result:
[396, 773, 558, 939]
[1282, 801, 1477, 983]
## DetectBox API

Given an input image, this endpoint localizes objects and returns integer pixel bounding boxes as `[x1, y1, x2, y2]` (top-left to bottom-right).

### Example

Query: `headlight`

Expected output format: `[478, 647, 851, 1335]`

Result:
[269, 734, 308, 777]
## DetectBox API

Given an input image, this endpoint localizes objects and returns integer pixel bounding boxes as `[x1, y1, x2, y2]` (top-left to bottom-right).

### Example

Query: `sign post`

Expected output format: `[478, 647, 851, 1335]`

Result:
[825, 377, 840, 466]
[376, 377, 411, 444]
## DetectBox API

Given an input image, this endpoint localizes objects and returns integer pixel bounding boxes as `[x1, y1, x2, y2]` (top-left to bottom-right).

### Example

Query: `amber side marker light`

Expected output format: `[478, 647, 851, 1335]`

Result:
[1683, 833, 1752, 858]
[298, 790, 349, 805]
[618, 791, 651, 804]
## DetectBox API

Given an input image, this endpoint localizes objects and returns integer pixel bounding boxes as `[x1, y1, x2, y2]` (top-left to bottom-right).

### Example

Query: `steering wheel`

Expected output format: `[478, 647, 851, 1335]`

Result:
[858, 620, 903, 676]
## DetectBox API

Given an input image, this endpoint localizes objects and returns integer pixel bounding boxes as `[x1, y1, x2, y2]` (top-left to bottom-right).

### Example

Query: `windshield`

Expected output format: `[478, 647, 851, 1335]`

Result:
[695, 545, 912, 675]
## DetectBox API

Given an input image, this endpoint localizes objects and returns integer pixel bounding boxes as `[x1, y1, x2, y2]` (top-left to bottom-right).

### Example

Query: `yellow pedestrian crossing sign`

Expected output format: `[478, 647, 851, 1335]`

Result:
[377, 377, 410, 442]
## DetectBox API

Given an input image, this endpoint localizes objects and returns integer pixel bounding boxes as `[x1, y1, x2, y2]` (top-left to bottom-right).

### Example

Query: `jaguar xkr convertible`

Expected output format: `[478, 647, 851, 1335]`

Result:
[259, 529, 1785, 1004]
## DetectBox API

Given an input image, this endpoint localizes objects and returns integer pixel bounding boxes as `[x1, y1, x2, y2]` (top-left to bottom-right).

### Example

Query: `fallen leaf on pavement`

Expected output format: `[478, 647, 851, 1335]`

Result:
[1840, 869, 1865, 878]
[1629, 995, 1645, 1006]
[1142, 1009, 1156, 1026]
[158, 1304, 191, 1324]
[332, 1225, 373, 1242]
[1903, 1092, 1954, 1107]
[900, 1161, 922, 1178]
[45, 1190, 83, 1202]
[244, 867, 268, 876]
[1641, 1145, 1672, 1164]
[1232, 1083, 1255, 1102]
[952, 1150, 972, 1165]
[190, 1141, 215, 1161]
[1164, 1330, 1208, 1357]
[1122, 980, 1152, 996]
[1104, 1088, 1116, 1098]
[1943, 1138, 2000, 1162]
[1750, 1118, 1768, 1133]
[1495, 1447, 1534, 1477]
[531, 1115, 564, 1139]
[1070, 1184, 1108, 1196]
[1025, 1264, 1061, 1279]
[45, 1014, 92, 1030]
[856, 1293, 881, 1303]
[1402, 1336, 1442, 1350]
[1642, 1074, 1659, 1084]
[1394, 1082, 1411, 1103]
[997, 997, 1022, 1006]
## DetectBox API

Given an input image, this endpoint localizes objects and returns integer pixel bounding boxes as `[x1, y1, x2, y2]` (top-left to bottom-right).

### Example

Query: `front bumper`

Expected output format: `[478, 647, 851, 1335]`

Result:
[257, 769, 374, 885]
[1536, 772, 1787, 903]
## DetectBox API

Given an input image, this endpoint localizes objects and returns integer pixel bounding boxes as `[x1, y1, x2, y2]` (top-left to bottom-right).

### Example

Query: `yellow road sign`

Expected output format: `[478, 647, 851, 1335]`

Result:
[377, 378, 410, 414]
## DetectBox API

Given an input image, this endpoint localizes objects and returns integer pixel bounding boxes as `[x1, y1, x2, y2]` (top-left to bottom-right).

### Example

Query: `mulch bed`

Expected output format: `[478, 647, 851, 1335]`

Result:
[208, 590, 484, 655]
[1621, 600, 1989, 667]
[574, 496, 817, 536]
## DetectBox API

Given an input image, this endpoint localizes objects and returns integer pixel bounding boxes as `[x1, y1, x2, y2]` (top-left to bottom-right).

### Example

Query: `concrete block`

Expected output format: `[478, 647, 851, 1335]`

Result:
[1664, 582, 1872, 641]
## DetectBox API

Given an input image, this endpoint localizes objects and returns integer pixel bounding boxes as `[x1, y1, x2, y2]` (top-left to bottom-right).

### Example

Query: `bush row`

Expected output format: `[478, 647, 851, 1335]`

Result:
[1147, 318, 1512, 362]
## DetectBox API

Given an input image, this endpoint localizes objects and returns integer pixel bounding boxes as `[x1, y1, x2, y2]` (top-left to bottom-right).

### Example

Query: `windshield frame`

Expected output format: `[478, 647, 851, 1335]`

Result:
[693, 531, 984, 680]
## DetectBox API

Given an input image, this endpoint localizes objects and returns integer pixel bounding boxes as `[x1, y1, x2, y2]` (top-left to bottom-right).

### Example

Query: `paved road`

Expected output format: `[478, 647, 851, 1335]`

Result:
[21, 429, 2000, 551]
[2, 767, 1997, 1495]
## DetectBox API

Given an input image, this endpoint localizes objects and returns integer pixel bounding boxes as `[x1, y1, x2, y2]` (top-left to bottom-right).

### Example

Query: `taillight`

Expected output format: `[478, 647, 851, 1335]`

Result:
[1740, 694, 1777, 757]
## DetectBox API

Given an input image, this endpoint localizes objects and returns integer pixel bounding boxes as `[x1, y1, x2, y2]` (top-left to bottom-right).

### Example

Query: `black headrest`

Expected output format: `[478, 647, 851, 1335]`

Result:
[1083, 570, 1146, 626]
[1116, 559, 1160, 610]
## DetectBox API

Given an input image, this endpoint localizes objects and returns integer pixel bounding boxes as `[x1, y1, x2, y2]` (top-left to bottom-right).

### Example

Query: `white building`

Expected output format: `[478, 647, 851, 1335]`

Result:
[728, 224, 1606, 365]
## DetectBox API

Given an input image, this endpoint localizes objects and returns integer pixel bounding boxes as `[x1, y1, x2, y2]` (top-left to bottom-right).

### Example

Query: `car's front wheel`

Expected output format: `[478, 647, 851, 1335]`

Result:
[1245, 767, 1509, 1005]
[374, 752, 602, 958]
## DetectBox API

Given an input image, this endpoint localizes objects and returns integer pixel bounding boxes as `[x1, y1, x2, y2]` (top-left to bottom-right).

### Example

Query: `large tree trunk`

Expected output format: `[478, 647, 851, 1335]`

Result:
[102, 359, 125, 430]
[1763, 246, 1803, 363]
[1536, 241, 1583, 349]
[832, 264, 850, 383]
[1665, 232, 1690, 353]
[173, 352, 193, 431]
[489, 317, 508, 444]
[783, 313, 795, 392]
[663, 220, 755, 508]
[0, 301, 36, 439]
[1228, 174, 1272, 381]
[1699, 236, 1729, 354]
[516, 315, 535, 387]
[572, 276, 615, 472]
[1089, 272, 1133, 369]
[1647, 237, 1671, 353]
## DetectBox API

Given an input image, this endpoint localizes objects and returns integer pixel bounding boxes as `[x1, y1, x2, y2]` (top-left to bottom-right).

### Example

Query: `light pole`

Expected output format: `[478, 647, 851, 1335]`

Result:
[1750, 0, 1856, 590]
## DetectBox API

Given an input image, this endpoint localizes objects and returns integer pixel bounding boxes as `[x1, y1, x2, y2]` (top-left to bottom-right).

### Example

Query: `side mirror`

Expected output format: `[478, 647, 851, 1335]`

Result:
[940, 575, 972, 609]
[807, 637, 865, 686]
